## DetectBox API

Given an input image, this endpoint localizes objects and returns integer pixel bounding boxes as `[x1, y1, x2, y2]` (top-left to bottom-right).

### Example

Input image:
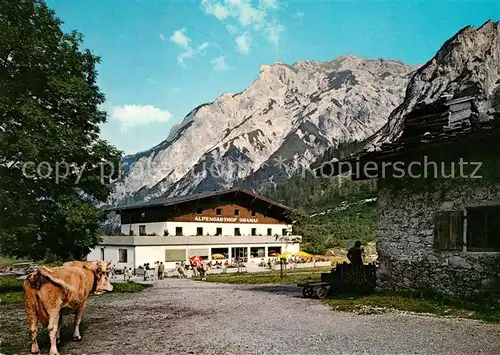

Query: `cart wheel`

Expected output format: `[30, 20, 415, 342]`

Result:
[302, 286, 314, 298]
[315, 286, 328, 299]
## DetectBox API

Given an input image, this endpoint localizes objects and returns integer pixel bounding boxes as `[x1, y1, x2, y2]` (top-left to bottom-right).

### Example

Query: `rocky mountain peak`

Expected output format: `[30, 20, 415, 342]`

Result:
[110, 55, 414, 208]
[370, 20, 500, 148]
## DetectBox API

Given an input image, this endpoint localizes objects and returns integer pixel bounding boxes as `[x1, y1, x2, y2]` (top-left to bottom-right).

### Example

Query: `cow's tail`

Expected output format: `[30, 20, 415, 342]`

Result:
[25, 266, 77, 293]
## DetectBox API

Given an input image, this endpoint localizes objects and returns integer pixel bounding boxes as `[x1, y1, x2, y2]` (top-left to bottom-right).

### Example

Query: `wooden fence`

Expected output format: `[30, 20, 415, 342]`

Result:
[320, 262, 377, 295]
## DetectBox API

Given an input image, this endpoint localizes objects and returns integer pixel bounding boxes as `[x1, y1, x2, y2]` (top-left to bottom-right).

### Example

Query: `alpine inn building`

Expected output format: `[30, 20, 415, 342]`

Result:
[87, 188, 304, 270]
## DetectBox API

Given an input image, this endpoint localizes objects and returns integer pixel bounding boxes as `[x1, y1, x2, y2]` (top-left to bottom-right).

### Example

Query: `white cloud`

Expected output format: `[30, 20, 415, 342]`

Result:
[235, 2, 265, 27]
[169, 28, 209, 67]
[264, 20, 284, 46]
[201, 0, 229, 19]
[259, 0, 280, 9]
[235, 32, 251, 54]
[200, 0, 284, 51]
[295, 11, 304, 19]
[111, 105, 172, 131]
[210, 56, 229, 71]
[227, 24, 239, 34]
[198, 41, 210, 50]
[170, 27, 191, 48]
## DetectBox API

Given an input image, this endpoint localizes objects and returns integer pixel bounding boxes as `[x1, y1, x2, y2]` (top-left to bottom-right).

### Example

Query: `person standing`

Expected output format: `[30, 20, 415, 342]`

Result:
[347, 241, 364, 266]
[144, 263, 150, 281]
[151, 261, 158, 282]
[347, 241, 364, 289]
[159, 262, 165, 279]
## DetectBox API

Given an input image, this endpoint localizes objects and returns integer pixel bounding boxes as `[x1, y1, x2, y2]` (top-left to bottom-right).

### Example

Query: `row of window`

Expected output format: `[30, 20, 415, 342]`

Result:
[137, 225, 287, 236]
[195, 207, 256, 217]
[114, 246, 284, 264]
[434, 205, 500, 252]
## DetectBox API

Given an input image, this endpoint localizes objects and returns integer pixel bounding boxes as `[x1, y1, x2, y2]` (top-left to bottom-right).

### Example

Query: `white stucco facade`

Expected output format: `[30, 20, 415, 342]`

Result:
[121, 221, 292, 237]
[87, 235, 301, 270]
[87, 245, 136, 270]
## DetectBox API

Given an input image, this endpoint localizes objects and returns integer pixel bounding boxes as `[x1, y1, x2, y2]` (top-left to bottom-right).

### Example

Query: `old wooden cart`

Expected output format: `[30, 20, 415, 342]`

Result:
[297, 262, 377, 298]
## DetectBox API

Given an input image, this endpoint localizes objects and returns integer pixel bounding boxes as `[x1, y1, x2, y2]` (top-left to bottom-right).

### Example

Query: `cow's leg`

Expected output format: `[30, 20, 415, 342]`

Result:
[47, 310, 61, 355]
[72, 301, 87, 341]
[56, 313, 63, 344]
[28, 313, 40, 354]
[24, 291, 40, 354]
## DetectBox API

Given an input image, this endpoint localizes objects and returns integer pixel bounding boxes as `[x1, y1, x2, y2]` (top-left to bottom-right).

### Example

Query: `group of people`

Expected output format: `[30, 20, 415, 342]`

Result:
[175, 259, 209, 280]
[117, 242, 365, 283]
[208, 260, 230, 269]
[122, 266, 134, 282]
[142, 261, 166, 281]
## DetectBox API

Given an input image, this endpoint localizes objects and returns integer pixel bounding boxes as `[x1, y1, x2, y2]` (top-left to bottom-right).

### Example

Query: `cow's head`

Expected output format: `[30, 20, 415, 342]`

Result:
[84, 260, 113, 295]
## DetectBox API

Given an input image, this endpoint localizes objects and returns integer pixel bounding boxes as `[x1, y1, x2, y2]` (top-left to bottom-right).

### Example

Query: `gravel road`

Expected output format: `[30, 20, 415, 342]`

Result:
[4, 278, 500, 354]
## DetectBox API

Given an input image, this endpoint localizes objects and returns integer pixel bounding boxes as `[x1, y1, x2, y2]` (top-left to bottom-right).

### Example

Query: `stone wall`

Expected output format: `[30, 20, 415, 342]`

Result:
[375, 147, 500, 297]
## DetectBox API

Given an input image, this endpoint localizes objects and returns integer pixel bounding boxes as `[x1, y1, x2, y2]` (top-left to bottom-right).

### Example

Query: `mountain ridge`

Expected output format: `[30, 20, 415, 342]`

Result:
[369, 20, 500, 149]
[109, 55, 416, 208]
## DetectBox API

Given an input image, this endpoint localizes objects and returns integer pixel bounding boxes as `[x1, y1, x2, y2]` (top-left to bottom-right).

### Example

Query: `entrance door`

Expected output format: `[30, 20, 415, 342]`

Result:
[231, 247, 248, 262]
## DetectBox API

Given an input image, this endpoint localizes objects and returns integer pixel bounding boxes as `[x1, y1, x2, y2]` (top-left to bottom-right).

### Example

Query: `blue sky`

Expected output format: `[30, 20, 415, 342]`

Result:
[45, 0, 499, 155]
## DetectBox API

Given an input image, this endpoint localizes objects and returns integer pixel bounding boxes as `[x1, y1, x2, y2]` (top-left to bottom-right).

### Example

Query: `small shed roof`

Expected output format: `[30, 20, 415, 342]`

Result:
[316, 96, 500, 179]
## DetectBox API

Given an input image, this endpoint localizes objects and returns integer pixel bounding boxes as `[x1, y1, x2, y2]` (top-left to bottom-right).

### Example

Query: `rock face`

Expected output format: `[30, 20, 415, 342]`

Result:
[370, 20, 500, 149]
[373, 21, 500, 297]
[110, 56, 414, 206]
[377, 170, 500, 297]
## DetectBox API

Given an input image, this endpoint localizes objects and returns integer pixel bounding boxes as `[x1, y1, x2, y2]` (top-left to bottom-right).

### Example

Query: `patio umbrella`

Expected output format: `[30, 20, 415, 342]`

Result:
[211, 253, 225, 259]
[281, 251, 293, 257]
[294, 251, 313, 258]
[190, 256, 203, 262]
[268, 252, 279, 257]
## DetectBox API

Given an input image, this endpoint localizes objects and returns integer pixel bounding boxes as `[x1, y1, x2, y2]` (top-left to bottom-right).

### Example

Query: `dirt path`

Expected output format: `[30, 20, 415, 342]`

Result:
[2, 278, 500, 354]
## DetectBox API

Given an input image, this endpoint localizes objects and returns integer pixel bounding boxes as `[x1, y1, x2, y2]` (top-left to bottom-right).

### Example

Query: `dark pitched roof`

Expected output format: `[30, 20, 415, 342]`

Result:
[316, 96, 500, 178]
[106, 187, 308, 217]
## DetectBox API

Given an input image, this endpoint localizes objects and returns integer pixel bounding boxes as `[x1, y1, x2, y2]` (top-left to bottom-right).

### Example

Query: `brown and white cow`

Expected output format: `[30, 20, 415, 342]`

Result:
[23, 260, 113, 355]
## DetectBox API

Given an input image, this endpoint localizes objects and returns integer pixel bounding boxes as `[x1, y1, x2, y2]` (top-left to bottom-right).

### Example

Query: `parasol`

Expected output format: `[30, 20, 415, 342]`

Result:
[294, 251, 313, 258]
[190, 256, 203, 262]
[211, 253, 225, 259]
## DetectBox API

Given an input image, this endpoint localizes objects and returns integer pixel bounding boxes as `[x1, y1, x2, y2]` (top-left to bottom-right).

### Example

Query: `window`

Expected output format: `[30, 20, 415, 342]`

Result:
[211, 247, 228, 258]
[251, 228, 257, 236]
[175, 227, 183, 236]
[139, 225, 146, 236]
[434, 207, 500, 252]
[118, 249, 127, 263]
[267, 228, 272, 236]
[250, 247, 265, 258]
[196, 227, 203, 236]
[165, 249, 186, 262]
[234, 228, 241, 236]
[433, 211, 463, 251]
[216, 208, 222, 216]
[196, 208, 203, 215]
[466, 206, 500, 251]
[234, 208, 240, 216]
[216, 227, 222, 236]
[251, 210, 256, 216]
[189, 249, 209, 259]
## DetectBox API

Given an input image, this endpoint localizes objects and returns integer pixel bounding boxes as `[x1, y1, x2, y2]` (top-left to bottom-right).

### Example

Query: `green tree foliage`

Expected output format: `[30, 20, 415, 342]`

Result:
[265, 142, 378, 254]
[290, 202, 377, 254]
[0, 0, 122, 260]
